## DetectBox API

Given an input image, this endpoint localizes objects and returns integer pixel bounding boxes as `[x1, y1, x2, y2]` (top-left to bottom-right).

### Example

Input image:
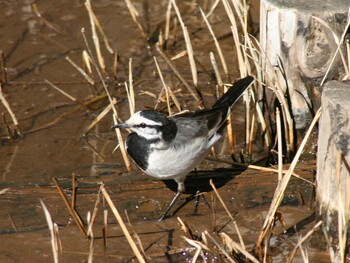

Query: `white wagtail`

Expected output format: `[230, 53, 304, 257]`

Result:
[113, 76, 254, 220]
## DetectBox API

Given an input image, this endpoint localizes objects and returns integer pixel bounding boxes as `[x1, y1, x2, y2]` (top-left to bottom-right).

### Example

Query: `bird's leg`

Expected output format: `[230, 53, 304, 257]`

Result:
[158, 180, 185, 221]
[158, 191, 181, 221]
[191, 191, 211, 215]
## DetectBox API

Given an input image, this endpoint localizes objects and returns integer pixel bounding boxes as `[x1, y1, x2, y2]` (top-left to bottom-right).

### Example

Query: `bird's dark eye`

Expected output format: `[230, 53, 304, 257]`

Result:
[139, 123, 147, 128]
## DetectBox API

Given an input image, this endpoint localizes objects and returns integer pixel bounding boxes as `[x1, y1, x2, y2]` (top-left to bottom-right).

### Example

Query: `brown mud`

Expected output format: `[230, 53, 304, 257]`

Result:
[0, 0, 326, 262]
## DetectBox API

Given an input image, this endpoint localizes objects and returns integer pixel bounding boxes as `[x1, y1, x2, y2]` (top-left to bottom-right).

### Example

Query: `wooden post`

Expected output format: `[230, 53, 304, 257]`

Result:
[317, 81, 350, 243]
[260, 0, 349, 129]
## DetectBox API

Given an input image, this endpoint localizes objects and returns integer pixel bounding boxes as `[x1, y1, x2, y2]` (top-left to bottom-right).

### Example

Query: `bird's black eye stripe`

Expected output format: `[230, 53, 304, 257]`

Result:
[139, 123, 147, 128]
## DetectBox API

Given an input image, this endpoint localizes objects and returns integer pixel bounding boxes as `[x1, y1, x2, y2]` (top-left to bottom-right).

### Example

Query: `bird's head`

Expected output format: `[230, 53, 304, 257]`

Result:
[113, 110, 177, 144]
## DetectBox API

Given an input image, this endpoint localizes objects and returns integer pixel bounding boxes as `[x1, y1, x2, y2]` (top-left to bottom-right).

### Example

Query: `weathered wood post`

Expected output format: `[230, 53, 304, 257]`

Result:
[317, 81, 350, 249]
[260, 0, 349, 129]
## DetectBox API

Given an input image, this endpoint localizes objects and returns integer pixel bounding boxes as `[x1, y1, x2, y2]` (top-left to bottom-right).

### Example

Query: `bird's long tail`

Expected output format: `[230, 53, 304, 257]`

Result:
[213, 76, 254, 108]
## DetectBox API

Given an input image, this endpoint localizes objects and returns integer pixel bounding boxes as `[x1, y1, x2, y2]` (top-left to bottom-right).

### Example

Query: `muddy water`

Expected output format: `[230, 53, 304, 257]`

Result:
[0, 1, 325, 262]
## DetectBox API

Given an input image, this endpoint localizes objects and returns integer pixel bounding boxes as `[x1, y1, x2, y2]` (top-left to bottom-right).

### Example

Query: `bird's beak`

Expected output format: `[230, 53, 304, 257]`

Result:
[112, 122, 130, 129]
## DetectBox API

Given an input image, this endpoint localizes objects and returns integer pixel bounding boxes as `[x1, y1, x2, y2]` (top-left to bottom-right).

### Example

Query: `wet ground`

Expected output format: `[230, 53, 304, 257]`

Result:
[0, 0, 326, 262]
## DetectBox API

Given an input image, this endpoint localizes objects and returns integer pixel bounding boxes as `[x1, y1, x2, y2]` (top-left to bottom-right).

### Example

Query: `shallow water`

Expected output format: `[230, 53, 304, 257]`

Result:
[0, 0, 326, 262]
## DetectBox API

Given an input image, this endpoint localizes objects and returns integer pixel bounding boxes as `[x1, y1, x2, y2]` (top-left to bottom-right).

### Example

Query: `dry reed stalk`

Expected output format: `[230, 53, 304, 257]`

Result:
[103, 210, 108, 253]
[200, 8, 229, 80]
[248, 112, 255, 157]
[209, 52, 223, 87]
[87, 212, 94, 263]
[113, 51, 118, 81]
[65, 56, 94, 85]
[206, 0, 220, 18]
[219, 233, 260, 263]
[154, 57, 182, 113]
[52, 177, 86, 236]
[89, 8, 114, 54]
[124, 210, 146, 257]
[287, 220, 322, 262]
[224, 84, 236, 158]
[40, 199, 59, 263]
[156, 44, 200, 102]
[71, 173, 77, 209]
[209, 179, 245, 248]
[177, 217, 194, 239]
[256, 108, 321, 255]
[124, 82, 134, 117]
[128, 58, 135, 115]
[0, 83, 20, 133]
[87, 188, 102, 238]
[165, 0, 172, 43]
[100, 184, 146, 263]
[204, 231, 236, 263]
[182, 236, 211, 263]
[81, 27, 132, 171]
[1, 50, 7, 83]
[0, 188, 9, 195]
[85, 0, 106, 73]
[32, 3, 62, 34]
[45, 79, 78, 102]
[83, 50, 93, 74]
[171, 0, 198, 87]
[124, 0, 147, 39]
[113, 114, 132, 172]
[276, 108, 283, 181]
[84, 104, 112, 135]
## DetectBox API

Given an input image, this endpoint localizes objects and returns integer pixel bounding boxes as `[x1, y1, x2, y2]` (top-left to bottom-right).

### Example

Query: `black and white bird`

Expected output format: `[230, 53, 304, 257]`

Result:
[113, 76, 254, 220]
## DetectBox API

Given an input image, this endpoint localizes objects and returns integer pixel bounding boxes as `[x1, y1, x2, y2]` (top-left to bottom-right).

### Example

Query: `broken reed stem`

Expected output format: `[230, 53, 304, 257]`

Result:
[128, 58, 135, 115]
[256, 107, 322, 254]
[204, 231, 235, 263]
[182, 236, 202, 263]
[81, 27, 132, 171]
[52, 177, 86, 237]
[1, 50, 7, 83]
[124, 0, 147, 39]
[287, 221, 322, 263]
[276, 108, 283, 181]
[85, 0, 106, 74]
[219, 232, 260, 263]
[45, 79, 78, 102]
[40, 199, 59, 263]
[209, 52, 223, 87]
[209, 179, 245, 249]
[0, 83, 20, 132]
[125, 210, 146, 257]
[65, 56, 94, 85]
[87, 188, 102, 238]
[171, 0, 198, 87]
[156, 44, 200, 102]
[165, 0, 172, 43]
[206, 0, 220, 18]
[32, 3, 62, 34]
[113, 51, 118, 81]
[200, 8, 229, 80]
[84, 104, 112, 135]
[224, 84, 235, 158]
[154, 56, 182, 114]
[71, 173, 77, 209]
[248, 111, 255, 157]
[87, 212, 94, 263]
[100, 185, 146, 263]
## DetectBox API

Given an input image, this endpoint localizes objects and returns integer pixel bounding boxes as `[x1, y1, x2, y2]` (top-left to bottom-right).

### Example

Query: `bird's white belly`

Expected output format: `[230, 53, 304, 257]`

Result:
[145, 136, 219, 180]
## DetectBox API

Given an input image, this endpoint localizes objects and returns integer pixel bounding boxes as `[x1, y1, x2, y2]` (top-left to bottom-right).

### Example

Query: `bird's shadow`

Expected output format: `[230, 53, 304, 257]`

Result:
[161, 166, 247, 216]
[162, 166, 246, 194]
